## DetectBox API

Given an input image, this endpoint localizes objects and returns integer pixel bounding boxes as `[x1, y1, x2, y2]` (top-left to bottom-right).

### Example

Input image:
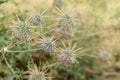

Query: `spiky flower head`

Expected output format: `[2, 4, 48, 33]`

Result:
[24, 64, 51, 80]
[40, 37, 56, 54]
[12, 22, 33, 42]
[56, 14, 74, 38]
[31, 13, 45, 26]
[57, 42, 81, 67]
[57, 14, 74, 30]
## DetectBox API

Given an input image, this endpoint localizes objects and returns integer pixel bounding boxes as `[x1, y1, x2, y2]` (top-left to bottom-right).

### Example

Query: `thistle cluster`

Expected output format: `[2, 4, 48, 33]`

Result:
[0, 1, 84, 79]
[6, 8, 83, 80]
[9, 6, 82, 77]
[0, 0, 117, 80]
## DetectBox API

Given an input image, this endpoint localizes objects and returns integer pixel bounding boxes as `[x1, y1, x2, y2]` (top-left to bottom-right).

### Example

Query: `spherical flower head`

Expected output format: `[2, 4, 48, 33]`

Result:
[40, 37, 56, 54]
[58, 50, 77, 67]
[57, 14, 74, 29]
[31, 13, 44, 26]
[57, 42, 81, 67]
[12, 22, 33, 42]
[24, 64, 51, 80]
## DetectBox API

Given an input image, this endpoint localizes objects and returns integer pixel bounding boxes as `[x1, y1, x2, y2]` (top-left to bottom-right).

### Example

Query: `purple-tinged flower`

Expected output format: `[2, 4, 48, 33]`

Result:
[31, 13, 44, 26]
[40, 37, 56, 54]
[23, 64, 51, 80]
[57, 14, 74, 30]
[58, 50, 77, 66]
[57, 42, 81, 67]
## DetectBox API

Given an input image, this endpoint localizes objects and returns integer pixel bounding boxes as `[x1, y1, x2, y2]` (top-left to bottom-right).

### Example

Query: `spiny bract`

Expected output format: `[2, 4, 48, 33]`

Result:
[24, 64, 51, 80]
[40, 37, 56, 54]
[57, 42, 81, 66]
[12, 22, 33, 42]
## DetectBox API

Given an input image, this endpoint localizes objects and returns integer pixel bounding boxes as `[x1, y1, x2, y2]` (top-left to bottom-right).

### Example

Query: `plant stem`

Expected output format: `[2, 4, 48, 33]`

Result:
[4, 57, 15, 75]
[7, 48, 41, 53]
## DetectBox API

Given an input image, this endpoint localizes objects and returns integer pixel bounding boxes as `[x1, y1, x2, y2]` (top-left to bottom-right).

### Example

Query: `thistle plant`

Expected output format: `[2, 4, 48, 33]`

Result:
[12, 21, 33, 42]
[0, 0, 109, 80]
[40, 37, 56, 54]
[30, 9, 49, 27]
[57, 42, 81, 67]
[57, 14, 74, 30]
[0, 7, 84, 79]
[55, 8, 77, 38]
[23, 64, 52, 80]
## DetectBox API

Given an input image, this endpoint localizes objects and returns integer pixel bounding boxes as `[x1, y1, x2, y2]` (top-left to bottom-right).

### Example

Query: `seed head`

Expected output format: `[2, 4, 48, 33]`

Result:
[40, 37, 56, 54]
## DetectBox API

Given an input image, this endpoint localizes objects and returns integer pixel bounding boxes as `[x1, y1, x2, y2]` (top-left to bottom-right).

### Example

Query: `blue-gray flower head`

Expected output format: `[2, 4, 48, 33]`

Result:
[31, 13, 44, 26]
[12, 22, 33, 42]
[24, 64, 51, 80]
[57, 14, 74, 29]
[58, 42, 81, 67]
[40, 37, 56, 54]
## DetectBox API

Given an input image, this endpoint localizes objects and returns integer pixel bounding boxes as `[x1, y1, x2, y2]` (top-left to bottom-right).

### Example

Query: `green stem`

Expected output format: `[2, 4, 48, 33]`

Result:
[4, 56, 15, 75]
[7, 48, 41, 53]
